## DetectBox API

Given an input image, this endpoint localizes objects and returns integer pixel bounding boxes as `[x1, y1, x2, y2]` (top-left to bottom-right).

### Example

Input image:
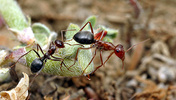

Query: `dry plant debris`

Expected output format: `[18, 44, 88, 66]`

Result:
[0, 72, 29, 100]
[131, 76, 167, 100]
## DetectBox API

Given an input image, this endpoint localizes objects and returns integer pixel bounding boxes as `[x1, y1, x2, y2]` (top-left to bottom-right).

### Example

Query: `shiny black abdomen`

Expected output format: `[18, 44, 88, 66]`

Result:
[73, 31, 95, 44]
[31, 58, 43, 73]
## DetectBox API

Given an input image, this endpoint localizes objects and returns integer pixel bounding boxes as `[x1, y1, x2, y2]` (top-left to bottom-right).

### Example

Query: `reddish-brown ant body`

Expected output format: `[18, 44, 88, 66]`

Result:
[69, 21, 149, 74]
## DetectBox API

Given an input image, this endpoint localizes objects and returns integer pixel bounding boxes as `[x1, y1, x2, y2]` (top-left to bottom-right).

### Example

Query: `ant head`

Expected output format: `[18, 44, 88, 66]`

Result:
[55, 40, 65, 48]
[114, 44, 125, 69]
[114, 38, 150, 69]
[114, 44, 125, 61]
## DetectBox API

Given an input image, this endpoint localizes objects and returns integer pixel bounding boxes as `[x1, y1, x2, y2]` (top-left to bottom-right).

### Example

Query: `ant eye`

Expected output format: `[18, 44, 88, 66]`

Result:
[116, 49, 120, 53]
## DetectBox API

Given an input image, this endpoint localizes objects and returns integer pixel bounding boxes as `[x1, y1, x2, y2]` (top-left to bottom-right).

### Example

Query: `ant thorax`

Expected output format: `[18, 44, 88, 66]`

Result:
[95, 41, 115, 51]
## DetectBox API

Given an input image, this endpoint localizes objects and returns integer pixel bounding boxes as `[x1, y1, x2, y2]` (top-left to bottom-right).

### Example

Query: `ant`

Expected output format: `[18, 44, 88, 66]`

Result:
[11, 40, 68, 76]
[8, 30, 79, 99]
[10, 30, 81, 79]
[69, 21, 149, 75]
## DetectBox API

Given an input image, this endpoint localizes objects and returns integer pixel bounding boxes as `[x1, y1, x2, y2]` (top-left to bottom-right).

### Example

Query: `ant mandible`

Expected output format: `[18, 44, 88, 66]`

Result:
[69, 21, 149, 74]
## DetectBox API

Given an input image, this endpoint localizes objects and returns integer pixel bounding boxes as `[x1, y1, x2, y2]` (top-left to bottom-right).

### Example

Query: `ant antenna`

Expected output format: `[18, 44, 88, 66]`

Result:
[60, 29, 76, 41]
[126, 38, 150, 52]
[61, 30, 64, 42]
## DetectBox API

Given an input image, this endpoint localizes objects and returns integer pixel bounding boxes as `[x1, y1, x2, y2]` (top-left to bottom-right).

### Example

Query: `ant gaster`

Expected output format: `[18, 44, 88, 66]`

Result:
[69, 21, 149, 74]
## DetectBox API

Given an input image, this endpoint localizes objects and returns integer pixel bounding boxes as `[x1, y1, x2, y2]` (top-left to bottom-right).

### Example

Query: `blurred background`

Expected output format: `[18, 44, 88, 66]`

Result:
[0, 0, 176, 100]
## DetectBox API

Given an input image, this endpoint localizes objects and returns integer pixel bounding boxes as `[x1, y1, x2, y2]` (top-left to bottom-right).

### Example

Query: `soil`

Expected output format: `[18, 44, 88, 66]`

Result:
[1, 0, 176, 100]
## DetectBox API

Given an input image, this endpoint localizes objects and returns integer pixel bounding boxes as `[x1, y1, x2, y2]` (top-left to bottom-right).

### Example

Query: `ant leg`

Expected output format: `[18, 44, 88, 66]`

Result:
[86, 74, 91, 80]
[50, 55, 73, 72]
[61, 29, 76, 41]
[26, 93, 31, 100]
[99, 30, 106, 41]
[65, 39, 73, 42]
[49, 41, 55, 48]
[82, 48, 98, 75]
[64, 42, 84, 47]
[80, 21, 94, 34]
[94, 30, 107, 41]
[93, 52, 114, 73]
[61, 30, 64, 42]
[9, 62, 19, 82]
[36, 44, 45, 55]
[48, 58, 62, 71]
[10, 49, 41, 69]
[50, 58, 69, 72]
[100, 49, 104, 67]
[50, 55, 62, 59]
[68, 46, 94, 69]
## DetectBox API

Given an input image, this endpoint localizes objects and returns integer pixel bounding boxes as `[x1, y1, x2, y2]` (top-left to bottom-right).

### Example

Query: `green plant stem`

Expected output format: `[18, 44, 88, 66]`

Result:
[0, 0, 28, 30]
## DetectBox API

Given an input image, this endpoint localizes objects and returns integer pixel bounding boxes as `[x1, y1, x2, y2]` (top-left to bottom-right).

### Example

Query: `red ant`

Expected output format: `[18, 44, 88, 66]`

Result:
[69, 21, 149, 75]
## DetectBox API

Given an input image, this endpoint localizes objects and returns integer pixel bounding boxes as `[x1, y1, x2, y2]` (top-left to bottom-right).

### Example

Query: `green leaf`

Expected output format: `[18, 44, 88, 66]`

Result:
[106, 28, 118, 39]
[0, 0, 28, 30]
[32, 23, 50, 37]
[34, 33, 48, 47]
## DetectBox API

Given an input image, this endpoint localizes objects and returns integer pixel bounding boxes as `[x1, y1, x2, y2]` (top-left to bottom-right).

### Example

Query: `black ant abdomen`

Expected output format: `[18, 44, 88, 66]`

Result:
[73, 31, 95, 44]
[30, 58, 44, 73]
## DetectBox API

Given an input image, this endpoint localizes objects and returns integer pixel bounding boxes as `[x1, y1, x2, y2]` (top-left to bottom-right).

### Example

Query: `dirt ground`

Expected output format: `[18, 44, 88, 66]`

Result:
[1, 0, 176, 100]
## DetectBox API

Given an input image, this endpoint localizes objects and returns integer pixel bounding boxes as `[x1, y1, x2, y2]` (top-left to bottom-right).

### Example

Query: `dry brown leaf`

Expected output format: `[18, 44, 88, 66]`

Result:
[130, 76, 167, 100]
[44, 96, 53, 100]
[0, 50, 7, 65]
[151, 41, 170, 56]
[0, 72, 29, 100]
